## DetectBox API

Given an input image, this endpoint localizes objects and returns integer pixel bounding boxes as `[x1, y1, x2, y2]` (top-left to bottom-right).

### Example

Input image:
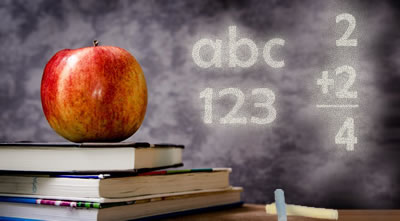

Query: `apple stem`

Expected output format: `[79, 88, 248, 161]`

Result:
[93, 40, 99, 47]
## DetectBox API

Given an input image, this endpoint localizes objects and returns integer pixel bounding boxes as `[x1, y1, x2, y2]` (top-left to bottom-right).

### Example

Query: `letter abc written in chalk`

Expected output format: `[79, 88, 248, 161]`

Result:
[192, 26, 285, 68]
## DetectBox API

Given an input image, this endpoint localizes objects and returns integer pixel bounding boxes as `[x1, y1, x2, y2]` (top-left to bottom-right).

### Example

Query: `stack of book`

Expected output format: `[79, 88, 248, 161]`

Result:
[0, 142, 242, 220]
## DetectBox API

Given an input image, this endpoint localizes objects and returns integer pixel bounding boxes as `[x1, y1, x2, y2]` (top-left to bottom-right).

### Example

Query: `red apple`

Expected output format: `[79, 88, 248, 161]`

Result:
[41, 41, 147, 142]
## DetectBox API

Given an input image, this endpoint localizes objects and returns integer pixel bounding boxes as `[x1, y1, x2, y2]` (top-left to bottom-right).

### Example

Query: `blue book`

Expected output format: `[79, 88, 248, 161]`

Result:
[0, 202, 243, 221]
[0, 188, 242, 221]
[0, 217, 41, 221]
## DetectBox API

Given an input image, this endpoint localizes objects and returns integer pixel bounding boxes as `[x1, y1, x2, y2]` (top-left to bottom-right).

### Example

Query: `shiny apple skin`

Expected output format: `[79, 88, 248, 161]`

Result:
[41, 46, 147, 142]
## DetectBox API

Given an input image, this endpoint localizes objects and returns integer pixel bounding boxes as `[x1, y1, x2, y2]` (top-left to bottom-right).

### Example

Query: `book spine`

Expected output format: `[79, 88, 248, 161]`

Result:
[137, 168, 229, 176]
[0, 196, 36, 204]
[37, 199, 101, 208]
[53, 174, 104, 179]
[0, 217, 42, 221]
[166, 168, 213, 174]
[0, 196, 101, 208]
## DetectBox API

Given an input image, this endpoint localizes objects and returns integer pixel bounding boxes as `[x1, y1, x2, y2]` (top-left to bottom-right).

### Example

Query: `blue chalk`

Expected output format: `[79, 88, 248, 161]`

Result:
[274, 189, 287, 221]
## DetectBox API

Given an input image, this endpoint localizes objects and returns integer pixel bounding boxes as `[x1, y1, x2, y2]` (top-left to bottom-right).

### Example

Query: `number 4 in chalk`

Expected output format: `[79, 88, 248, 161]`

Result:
[335, 117, 357, 151]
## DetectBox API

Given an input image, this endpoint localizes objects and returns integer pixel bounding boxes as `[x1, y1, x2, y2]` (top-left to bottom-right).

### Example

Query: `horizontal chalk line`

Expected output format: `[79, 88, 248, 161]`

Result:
[316, 104, 359, 108]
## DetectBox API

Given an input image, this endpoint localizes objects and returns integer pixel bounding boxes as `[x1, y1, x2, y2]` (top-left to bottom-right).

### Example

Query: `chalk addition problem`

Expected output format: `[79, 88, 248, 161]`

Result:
[316, 13, 359, 151]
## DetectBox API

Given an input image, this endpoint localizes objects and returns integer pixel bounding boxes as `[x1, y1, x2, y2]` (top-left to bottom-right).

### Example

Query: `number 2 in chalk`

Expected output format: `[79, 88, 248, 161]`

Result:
[335, 117, 357, 151]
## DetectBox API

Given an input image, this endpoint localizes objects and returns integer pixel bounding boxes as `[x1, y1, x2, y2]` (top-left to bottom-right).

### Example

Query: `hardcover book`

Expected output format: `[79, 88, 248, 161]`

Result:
[0, 142, 184, 173]
[0, 188, 243, 221]
[0, 168, 231, 198]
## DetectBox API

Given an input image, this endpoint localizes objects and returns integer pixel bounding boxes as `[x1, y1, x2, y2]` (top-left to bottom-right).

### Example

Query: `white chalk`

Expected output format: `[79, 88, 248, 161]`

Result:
[266, 203, 338, 220]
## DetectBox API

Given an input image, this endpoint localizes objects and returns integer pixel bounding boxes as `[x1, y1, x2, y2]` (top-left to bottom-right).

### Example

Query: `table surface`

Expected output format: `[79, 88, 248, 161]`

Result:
[163, 204, 400, 221]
